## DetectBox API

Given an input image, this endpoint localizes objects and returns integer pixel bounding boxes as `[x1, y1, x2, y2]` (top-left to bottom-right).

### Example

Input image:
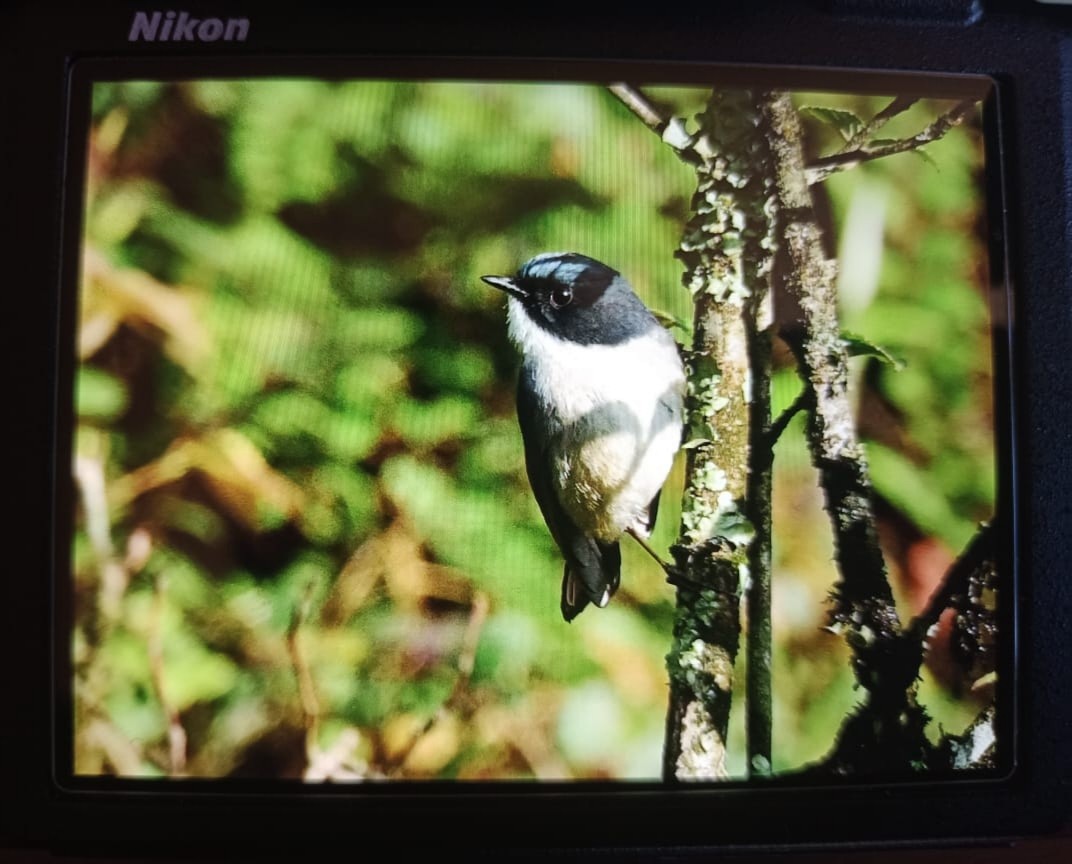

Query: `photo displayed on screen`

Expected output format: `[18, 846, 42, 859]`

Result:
[69, 74, 1002, 782]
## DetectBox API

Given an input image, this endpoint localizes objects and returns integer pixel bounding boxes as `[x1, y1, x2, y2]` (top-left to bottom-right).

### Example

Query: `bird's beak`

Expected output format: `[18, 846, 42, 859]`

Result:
[481, 275, 528, 300]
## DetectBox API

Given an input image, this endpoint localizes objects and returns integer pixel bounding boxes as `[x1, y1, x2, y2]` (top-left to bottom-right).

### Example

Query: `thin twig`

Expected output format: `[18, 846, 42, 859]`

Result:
[454, 592, 490, 684]
[609, 83, 668, 134]
[148, 574, 188, 776]
[608, 83, 702, 165]
[287, 579, 322, 765]
[75, 451, 128, 629]
[767, 389, 812, 451]
[807, 99, 976, 184]
[384, 592, 490, 776]
[909, 521, 996, 642]
[626, 526, 673, 570]
[838, 96, 919, 154]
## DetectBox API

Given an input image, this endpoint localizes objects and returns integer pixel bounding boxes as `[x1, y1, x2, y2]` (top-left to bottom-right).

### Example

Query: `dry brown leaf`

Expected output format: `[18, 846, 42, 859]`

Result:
[80, 247, 209, 368]
[111, 428, 305, 528]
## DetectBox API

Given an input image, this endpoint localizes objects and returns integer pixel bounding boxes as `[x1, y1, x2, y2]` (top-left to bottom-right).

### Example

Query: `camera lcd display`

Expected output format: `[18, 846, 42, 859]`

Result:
[64, 71, 1005, 783]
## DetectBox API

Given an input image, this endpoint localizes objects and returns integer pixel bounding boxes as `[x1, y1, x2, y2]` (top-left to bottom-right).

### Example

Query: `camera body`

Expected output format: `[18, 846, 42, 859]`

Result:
[3, 1, 1071, 856]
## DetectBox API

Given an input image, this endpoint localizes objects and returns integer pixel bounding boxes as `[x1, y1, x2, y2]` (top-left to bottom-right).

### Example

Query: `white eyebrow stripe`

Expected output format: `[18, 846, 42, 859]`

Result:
[521, 252, 582, 281]
[525, 251, 573, 268]
[548, 262, 587, 283]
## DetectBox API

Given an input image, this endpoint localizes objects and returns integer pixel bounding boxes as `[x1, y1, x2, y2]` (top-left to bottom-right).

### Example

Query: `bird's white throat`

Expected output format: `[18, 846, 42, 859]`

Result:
[506, 297, 684, 423]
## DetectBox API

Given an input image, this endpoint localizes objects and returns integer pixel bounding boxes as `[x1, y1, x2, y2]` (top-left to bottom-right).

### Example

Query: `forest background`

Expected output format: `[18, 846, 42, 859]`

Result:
[72, 78, 994, 780]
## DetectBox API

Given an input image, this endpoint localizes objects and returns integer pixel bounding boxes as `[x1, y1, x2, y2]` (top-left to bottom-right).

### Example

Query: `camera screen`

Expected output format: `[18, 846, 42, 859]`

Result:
[65, 71, 1004, 783]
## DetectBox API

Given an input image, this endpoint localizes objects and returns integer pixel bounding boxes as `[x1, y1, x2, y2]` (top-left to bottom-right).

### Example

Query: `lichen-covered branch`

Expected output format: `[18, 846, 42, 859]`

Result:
[765, 91, 936, 771]
[767, 92, 1003, 775]
[651, 89, 776, 780]
[765, 92, 903, 665]
[937, 705, 997, 770]
[609, 83, 702, 165]
[805, 520, 1000, 776]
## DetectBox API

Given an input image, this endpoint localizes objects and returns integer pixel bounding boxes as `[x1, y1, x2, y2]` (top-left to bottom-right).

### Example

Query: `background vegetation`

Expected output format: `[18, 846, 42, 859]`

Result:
[72, 79, 993, 779]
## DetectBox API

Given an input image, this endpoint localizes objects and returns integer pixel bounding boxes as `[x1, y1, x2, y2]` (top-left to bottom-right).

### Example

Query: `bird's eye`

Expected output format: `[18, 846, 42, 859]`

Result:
[550, 285, 573, 309]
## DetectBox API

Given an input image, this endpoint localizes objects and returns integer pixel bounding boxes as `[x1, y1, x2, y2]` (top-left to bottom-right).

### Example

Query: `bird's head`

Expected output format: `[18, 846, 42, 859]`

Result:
[482, 252, 656, 346]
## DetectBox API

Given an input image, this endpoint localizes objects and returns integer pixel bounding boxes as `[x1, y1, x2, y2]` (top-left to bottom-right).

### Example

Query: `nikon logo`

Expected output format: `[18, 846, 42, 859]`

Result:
[129, 11, 250, 42]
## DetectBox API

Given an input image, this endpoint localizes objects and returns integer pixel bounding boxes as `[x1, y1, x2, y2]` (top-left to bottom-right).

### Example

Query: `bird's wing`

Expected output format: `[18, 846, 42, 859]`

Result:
[517, 364, 620, 620]
[636, 376, 684, 537]
[641, 490, 661, 537]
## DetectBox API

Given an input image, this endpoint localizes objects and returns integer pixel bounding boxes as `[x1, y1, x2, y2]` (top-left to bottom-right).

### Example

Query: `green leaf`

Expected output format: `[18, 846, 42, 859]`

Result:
[867, 139, 938, 170]
[391, 396, 481, 447]
[865, 441, 973, 550]
[840, 332, 906, 370]
[650, 310, 689, 333]
[161, 629, 240, 711]
[311, 464, 378, 532]
[335, 356, 407, 409]
[321, 411, 381, 463]
[77, 367, 129, 422]
[800, 106, 864, 142]
[416, 346, 495, 393]
[378, 455, 563, 612]
[911, 149, 940, 171]
[337, 308, 425, 352]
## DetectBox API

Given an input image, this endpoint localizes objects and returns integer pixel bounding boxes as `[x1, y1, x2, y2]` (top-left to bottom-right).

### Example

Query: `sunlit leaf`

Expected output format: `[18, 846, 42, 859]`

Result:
[160, 627, 240, 712]
[865, 441, 974, 550]
[80, 248, 208, 366]
[77, 367, 128, 421]
[391, 396, 482, 447]
[800, 106, 865, 142]
[111, 429, 305, 529]
[841, 331, 906, 370]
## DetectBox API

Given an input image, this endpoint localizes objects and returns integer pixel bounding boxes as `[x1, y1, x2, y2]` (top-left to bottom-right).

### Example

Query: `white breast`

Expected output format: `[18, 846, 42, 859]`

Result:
[508, 299, 685, 542]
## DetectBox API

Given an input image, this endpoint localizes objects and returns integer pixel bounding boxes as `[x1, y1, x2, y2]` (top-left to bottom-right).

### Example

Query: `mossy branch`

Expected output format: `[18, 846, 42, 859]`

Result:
[768, 92, 999, 774]
[612, 84, 777, 780]
[766, 91, 902, 653]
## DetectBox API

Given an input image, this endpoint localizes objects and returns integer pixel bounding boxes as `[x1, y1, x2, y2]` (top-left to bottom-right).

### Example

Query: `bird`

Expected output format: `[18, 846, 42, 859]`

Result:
[482, 252, 686, 621]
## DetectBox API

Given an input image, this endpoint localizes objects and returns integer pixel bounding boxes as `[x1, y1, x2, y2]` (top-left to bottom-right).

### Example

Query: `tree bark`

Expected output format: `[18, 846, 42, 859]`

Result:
[663, 89, 775, 780]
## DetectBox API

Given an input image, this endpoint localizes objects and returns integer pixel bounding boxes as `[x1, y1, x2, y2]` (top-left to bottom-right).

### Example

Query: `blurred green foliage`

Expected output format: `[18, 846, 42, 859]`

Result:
[72, 80, 994, 781]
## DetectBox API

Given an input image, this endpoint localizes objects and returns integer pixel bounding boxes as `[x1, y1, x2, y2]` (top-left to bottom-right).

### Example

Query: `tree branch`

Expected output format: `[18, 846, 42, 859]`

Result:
[767, 388, 813, 453]
[910, 520, 996, 642]
[609, 83, 703, 165]
[617, 82, 780, 780]
[766, 94, 919, 722]
[657, 88, 776, 780]
[839, 95, 919, 154]
[807, 99, 975, 184]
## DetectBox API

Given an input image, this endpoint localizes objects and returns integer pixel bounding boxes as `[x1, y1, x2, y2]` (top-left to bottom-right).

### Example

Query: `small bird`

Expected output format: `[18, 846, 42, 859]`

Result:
[483, 252, 685, 620]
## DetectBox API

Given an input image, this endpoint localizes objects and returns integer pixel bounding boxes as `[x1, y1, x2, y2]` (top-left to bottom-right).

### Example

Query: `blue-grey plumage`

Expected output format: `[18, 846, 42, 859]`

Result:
[483, 253, 686, 620]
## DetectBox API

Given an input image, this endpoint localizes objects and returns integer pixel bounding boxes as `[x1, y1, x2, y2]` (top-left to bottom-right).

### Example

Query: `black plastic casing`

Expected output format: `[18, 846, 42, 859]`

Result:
[2, 0, 1070, 857]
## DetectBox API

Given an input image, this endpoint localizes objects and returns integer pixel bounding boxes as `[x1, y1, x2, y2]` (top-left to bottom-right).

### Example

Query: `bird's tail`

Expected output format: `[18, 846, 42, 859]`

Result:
[560, 540, 621, 621]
